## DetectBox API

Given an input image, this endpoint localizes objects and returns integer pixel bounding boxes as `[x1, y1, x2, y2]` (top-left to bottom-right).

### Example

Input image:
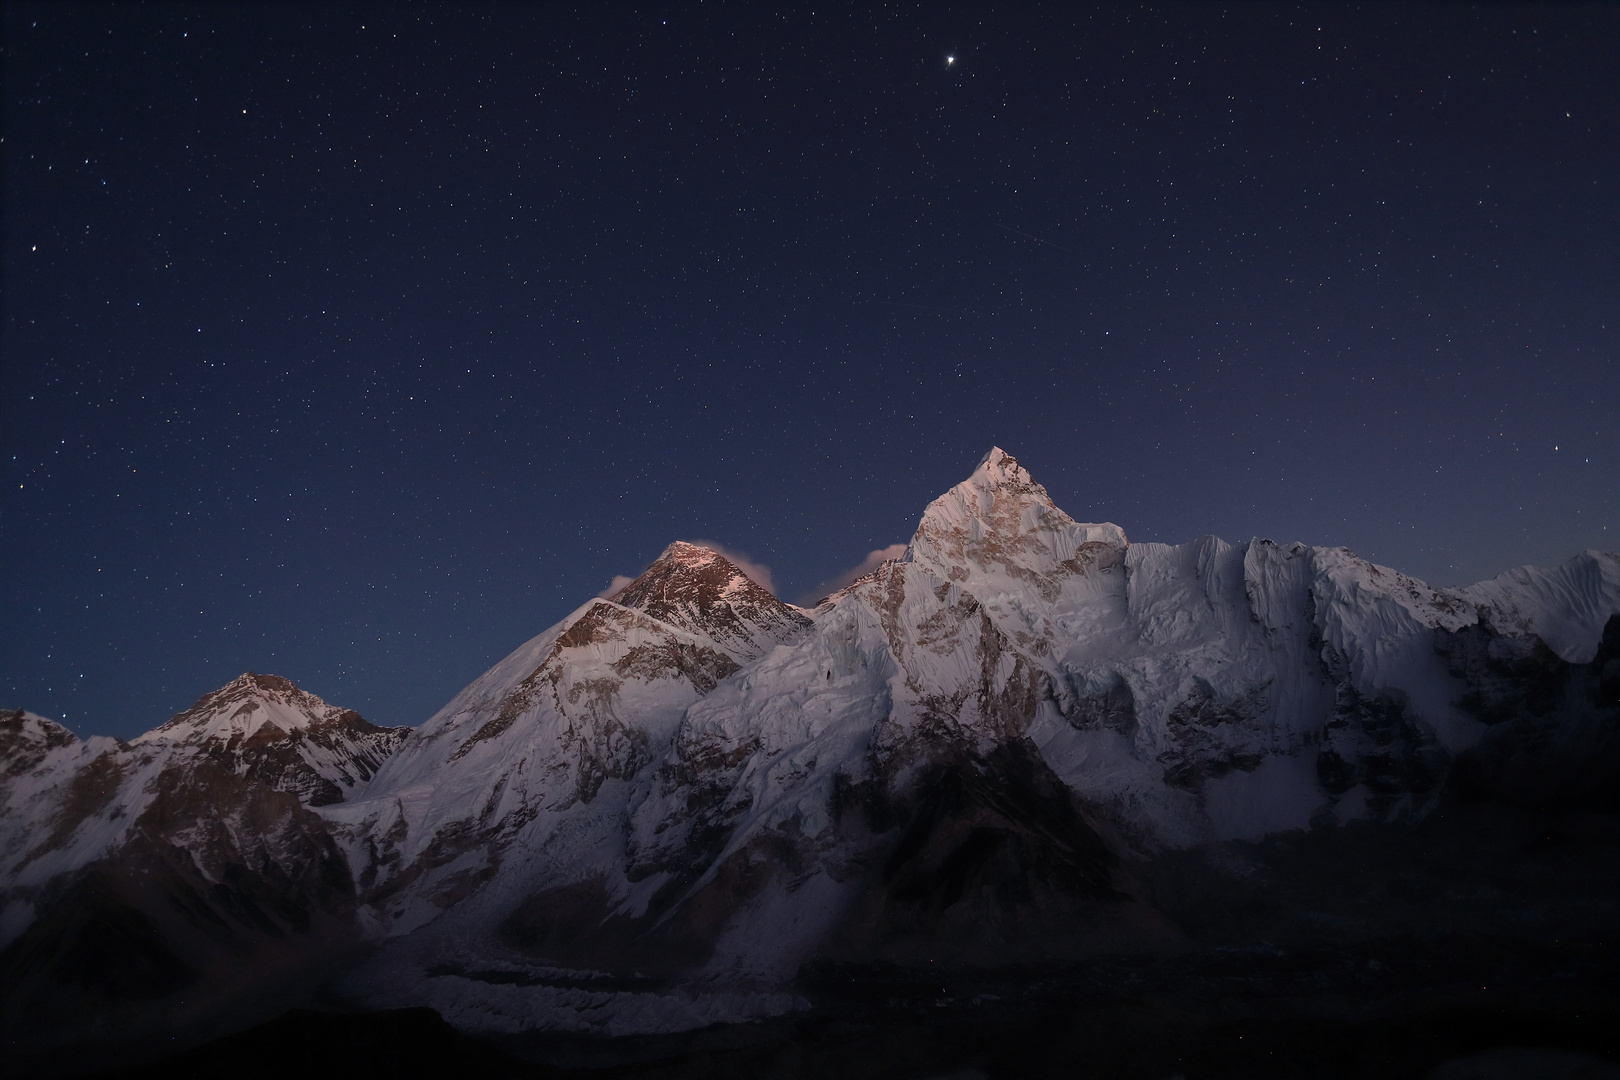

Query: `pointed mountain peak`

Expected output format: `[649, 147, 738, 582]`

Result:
[909, 448, 1127, 588]
[960, 447, 1050, 502]
[612, 543, 811, 662]
[658, 540, 726, 564]
[1, 709, 80, 777]
[142, 672, 355, 744]
[924, 448, 1061, 525]
[974, 445, 1032, 480]
[616, 543, 775, 606]
[222, 671, 301, 697]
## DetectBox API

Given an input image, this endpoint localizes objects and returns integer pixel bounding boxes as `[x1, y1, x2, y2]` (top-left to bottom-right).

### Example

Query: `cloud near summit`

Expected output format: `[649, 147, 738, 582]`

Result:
[597, 575, 638, 599]
[597, 540, 778, 599]
[800, 543, 909, 605]
[600, 540, 908, 606]
[686, 540, 777, 595]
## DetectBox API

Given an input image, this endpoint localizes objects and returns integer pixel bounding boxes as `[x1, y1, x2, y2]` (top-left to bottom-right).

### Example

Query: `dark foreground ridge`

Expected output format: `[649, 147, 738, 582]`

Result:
[53, 788, 1620, 1080]
[79, 997, 1620, 1080]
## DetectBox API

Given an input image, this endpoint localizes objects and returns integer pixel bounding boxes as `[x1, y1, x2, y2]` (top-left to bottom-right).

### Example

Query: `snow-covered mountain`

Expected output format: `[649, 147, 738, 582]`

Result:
[324, 449, 1618, 1035]
[313, 542, 813, 933]
[4, 448, 1617, 1053]
[2, 673, 405, 900]
[0, 677, 408, 1059]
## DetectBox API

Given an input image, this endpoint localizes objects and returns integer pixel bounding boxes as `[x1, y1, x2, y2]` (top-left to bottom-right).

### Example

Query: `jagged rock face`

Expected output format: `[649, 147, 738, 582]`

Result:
[611, 541, 813, 661]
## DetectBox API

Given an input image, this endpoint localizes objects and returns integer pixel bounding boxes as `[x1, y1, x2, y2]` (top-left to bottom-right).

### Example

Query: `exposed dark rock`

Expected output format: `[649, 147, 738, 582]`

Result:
[0, 710, 79, 777]
[1445, 614, 1620, 810]
[611, 541, 811, 661]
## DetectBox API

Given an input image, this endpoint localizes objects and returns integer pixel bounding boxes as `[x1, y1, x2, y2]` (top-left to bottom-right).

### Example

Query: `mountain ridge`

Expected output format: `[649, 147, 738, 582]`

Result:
[3, 447, 1617, 1061]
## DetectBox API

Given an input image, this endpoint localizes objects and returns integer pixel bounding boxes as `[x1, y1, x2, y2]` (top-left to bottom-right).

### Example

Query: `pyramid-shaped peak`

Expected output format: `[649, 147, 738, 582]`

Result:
[976, 445, 1025, 473]
[142, 671, 354, 744]
[611, 542, 810, 662]
[615, 543, 776, 610]
[909, 448, 1127, 587]
[966, 447, 1045, 495]
[921, 447, 1061, 528]
[199, 671, 316, 711]
[657, 541, 732, 567]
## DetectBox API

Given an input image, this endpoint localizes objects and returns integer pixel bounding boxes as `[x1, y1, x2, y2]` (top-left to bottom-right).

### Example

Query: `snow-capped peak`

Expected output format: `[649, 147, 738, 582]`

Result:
[120, 673, 409, 805]
[610, 541, 811, 662]
[973, 444, 1038, 484]
[137, 671, 357, 747]
[6, 446, 1617, 1047]
[0, 709, 80, 779]
[614, 542, 763, 603]
[908, 448, 1128, 595]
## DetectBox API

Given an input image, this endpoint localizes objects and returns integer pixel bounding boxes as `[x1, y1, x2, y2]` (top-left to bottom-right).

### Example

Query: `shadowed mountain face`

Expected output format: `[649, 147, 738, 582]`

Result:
[1441, 614, 1620, 810]
[3, 449, 1618, 1075]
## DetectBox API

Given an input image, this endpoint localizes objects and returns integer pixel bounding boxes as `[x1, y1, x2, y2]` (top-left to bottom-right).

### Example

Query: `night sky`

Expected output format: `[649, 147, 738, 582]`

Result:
[4, 3, 1616, 740]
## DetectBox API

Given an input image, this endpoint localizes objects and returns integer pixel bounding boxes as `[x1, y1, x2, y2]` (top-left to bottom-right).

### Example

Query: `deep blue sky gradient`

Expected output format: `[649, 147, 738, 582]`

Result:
[4, 3, 1616, 738]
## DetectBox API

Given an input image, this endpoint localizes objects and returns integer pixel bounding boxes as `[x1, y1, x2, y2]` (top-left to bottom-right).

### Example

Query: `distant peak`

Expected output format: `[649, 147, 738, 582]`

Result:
[620, 543, 770, 604]
[929, 447, 1049, 514]
[147, 671, 345, 741]
[906, 448, 1128, 584]
[224, 672, 299, 695]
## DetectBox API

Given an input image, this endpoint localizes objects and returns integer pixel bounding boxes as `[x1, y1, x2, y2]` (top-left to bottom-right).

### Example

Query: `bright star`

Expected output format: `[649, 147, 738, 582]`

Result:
[946, 55, 955, 65]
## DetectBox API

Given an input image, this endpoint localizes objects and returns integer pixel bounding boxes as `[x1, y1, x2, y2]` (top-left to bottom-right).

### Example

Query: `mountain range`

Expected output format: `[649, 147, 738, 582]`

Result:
[4, 448, 1617, 1074]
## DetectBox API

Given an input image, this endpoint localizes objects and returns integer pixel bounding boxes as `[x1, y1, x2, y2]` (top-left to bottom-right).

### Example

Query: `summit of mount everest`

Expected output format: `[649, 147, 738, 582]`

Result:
[4, 448, 1618, 1066]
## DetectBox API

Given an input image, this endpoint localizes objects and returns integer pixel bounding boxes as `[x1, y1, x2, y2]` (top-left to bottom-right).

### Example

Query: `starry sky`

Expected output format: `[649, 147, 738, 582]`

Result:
[4, 3, 1616, 740]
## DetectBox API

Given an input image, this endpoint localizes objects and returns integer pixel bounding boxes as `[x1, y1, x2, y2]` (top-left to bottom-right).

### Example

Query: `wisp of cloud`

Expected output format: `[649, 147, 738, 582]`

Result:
[800, 543, 909, 605]
[597, 541, 780, 600]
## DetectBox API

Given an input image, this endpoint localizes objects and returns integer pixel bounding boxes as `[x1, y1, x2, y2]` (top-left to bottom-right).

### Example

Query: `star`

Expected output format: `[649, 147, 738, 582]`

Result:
[946, 55, 955, 65]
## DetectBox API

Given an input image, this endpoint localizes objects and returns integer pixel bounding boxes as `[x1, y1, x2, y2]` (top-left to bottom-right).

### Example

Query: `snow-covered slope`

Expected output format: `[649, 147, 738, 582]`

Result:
[1, 710, 79, 779]
[320, 544, 813, 932]
[1, 676, 405, 936]
[136, 672, 408, 805]
[326, 448, 1617, 1037]
[4, 448, 1615, 1046]
[0, 677, 412, 1055]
